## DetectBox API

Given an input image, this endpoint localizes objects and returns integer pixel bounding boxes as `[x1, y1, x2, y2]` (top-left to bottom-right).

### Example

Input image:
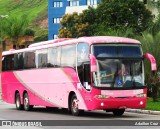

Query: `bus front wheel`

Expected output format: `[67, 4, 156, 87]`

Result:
[15, 93, 23, 110]
[70, 94, 83, 116]
[112, 109, 125, 116]
[23, 93, 33, 111]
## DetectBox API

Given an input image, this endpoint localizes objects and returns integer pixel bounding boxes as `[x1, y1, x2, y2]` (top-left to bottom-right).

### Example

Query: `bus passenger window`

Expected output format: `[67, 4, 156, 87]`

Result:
[5, 55, 14, 71]
[14, 54, 19, 70]
[77, 43, 89, 63]
[18, 53, 24, 70]
[61, 45, 76, 67]
[28, 52, 36, 68]
[36, 49, 48, 68]
[24, 52, 36, 69]
[77, 42, 90, 90]
[2, 56, 6, 71]
[48, 48, 57, 67]
[56, 47, 61, 67]
[24, 53, 28, 69]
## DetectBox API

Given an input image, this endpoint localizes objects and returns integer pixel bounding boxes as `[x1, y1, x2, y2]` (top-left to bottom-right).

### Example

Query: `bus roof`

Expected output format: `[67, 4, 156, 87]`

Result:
[28, 38, 72, 48]
[78, 36, 141, 44]
[2, 36, 141, 56]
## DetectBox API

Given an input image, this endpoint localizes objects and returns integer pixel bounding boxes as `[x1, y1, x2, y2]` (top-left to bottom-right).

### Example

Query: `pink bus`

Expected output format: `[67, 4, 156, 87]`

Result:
[1, 36, 156, 116]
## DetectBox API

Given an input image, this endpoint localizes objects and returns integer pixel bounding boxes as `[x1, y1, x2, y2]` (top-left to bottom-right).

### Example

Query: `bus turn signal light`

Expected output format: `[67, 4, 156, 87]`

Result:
[136, 93, 146, 98]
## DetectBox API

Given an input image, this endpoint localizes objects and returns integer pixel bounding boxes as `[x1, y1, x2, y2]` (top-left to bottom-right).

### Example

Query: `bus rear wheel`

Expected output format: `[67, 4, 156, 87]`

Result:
[112, 109, 125, 116]
[23, 93, 33, 111]
[70, 94, 83, 116]
[15, 93, 23, 110]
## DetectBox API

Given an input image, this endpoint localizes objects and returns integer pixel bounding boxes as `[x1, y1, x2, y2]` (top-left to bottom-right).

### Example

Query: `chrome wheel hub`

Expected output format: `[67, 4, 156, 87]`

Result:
[72, 99, 78, 113]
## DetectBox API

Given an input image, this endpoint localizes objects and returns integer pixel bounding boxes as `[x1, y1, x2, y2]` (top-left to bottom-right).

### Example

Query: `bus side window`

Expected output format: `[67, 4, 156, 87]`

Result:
[77, 43, 89, 62]
[28, 52, 36, 68]
[61, 45, 76, 67]
[5, 55, 14, 71]
[77, 42, 90, 90]
[2, 56, 6, 71]
[24, 52, 36, 69]
[48, 48, 57, 67]
[14, 54, 19, 70]
[36, 49, 48, 68]
[56, 47, 61, 67]
[18, 53, 24, 70]
[24, 52, 29, 69]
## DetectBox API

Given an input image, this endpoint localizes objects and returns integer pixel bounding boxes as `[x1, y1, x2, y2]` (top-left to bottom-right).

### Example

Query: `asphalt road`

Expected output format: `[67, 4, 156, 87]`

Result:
[0, 101, 160, 129]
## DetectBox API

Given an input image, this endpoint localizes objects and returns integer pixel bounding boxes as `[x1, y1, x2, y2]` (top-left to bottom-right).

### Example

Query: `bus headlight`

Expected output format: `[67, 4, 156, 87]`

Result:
[95, 95, 110, 99]
[136, 93, 146, 98]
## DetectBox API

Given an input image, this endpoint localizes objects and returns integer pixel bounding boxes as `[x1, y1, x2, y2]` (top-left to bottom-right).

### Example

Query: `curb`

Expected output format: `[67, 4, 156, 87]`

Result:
[126, 108, 160, 115]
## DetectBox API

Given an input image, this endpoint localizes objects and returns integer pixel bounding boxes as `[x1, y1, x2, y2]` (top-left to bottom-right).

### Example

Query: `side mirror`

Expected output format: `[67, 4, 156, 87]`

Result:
[144, 53, 157, 71]
[89, 54, 97, 72]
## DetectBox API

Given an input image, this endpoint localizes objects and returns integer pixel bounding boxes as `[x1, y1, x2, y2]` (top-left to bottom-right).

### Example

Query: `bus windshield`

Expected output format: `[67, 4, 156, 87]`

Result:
[92, 44, 145, 89]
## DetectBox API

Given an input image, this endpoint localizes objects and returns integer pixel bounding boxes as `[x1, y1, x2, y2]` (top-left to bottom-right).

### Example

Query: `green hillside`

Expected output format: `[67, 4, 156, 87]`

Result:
[0, 0, 48, 39]
[0, 0, 47, 22]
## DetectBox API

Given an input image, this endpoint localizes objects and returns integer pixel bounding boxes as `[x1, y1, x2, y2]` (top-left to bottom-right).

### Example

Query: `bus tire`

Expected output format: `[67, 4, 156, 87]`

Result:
[70, 94, 83, 116]
[15, 93, 23, 110]
[112, 109, 125, 116]
[23, 93, 33, 111]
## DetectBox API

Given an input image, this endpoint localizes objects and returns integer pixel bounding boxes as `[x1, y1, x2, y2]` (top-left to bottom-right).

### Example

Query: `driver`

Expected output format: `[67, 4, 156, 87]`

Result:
[118, 64, 129, 75]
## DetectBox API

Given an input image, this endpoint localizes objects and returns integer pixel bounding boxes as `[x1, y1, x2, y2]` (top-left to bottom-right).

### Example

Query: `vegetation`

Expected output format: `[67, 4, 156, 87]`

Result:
[96, 0, 153, 34]
[136, 13, 160, 101]
[146, 97, 160, 111]
[0, 0, 47, 23]
[24, 29, 35, 36]
[0, 0, 48, 42]
[34, 29, 48, 41]
[1, 15, 29, 49]
[59, 12, 91, 38]
[59, 0, 153, 37]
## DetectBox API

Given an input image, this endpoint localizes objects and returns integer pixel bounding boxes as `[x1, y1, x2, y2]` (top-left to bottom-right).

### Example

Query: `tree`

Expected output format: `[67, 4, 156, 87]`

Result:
[59, 6, 99, 38]
[80, 6, 98, 36]
[59, 12, 79, 38]
[59, 0, 153, 38]
[97, 0, 153, 34]
[2, 15, 29, 49]
[137, 31, 160, 101]
[94, 25, 135, 38]
[145, 0, 160, 10]
[147, 13, 160, 36]
[24, 29, 35, 36]
[59, 12, 91, 38]
[135, 13, 160, 101]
